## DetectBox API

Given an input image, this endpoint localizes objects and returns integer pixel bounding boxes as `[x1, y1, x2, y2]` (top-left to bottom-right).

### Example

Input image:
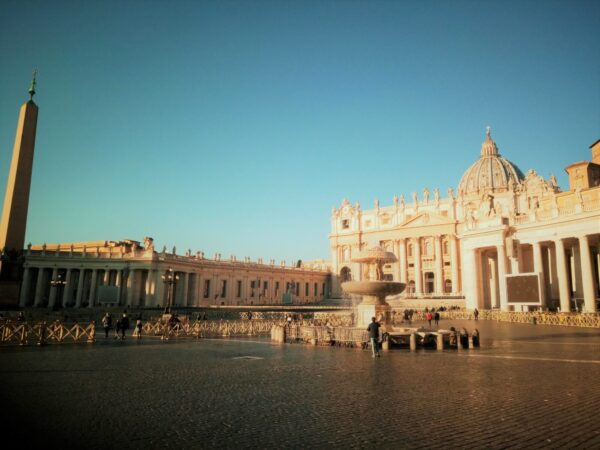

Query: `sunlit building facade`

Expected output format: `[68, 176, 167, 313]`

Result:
[330, 131, 600, 312]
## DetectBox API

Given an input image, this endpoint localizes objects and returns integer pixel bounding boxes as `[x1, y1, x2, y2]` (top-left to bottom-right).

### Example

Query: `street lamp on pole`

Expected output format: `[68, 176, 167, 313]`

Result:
[161, 267, 179, 314]
[50, 273, 66, 310]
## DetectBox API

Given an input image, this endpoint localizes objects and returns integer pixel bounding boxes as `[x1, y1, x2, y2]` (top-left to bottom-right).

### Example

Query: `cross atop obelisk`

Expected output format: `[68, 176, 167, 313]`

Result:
[0, 72, 40, 266]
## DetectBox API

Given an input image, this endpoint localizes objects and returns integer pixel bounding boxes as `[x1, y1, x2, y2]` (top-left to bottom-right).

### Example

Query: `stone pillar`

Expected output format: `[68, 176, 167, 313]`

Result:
[548, 246, 559, 302]
[48, 268, 59, 309]
[554, 239, 571, 312]
[182, 272, 190, 306]
[126, 269, 135, 307]
[462, 248, 479, 310]
[394, 240, 401, 282]
[497, 244, 508, 311]
[19, 266, 31, 307]
[34, 268, 45, 307]
[414, 237, 422, 295]
[88, 269, 98, 308]
[435, 235, 443, 295]
[75, 269, 85, 307]
[571, 244, 584, 303]
[399, 239, 407, 284]
[103, 269, 111, 285]
[115, 270, 122, 305]
[488, 256, 498, 309]
[154, 270, 165, 307]
[579, 235, 597, 313]
[62, 268, 72, 307]
[532, 242, 546, 307]
[450, 235, 459, 294]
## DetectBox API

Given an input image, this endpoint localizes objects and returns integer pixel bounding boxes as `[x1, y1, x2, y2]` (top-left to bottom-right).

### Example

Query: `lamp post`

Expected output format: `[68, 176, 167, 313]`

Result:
[161, 267, 179, 314]
[50, 273, 66, 310]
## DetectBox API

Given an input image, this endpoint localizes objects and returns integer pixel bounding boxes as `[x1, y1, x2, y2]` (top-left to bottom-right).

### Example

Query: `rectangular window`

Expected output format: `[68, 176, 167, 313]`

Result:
[250, 280, 255, 297]
[263, 281, 268, 295]
[236, 280, 242, 297]
[295, 282, 300, 296]
[203, 279, 211, 298]
[314, 282, 317, 296]
[322, 283, 325, 296]
[305, 283, 309, 296]
[275, 281, 280, 296]
[221, 280, 227, 298]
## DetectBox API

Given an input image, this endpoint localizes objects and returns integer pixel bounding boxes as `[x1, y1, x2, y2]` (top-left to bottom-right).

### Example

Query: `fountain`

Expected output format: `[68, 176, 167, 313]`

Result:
[341, 246, 406, 328]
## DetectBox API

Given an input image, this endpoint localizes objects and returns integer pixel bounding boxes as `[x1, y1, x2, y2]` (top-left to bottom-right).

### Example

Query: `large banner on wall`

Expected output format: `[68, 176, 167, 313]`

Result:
[506, 273, 541, 304]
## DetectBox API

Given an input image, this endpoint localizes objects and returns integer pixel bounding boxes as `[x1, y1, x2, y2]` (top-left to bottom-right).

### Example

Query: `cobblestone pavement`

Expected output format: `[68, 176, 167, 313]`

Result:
[0, 319, 599, 449]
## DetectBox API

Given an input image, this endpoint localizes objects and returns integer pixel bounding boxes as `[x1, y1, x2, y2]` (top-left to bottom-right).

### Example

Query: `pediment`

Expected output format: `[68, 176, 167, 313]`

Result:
[400, 212, 454, 228]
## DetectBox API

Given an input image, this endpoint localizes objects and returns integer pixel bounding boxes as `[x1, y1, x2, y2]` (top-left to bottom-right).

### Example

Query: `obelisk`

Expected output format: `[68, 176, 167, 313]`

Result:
[0, 72, 39, 293]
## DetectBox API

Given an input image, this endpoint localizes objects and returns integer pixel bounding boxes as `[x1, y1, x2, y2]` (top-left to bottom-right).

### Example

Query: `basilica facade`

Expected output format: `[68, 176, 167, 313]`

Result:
[330, 131, 600, 312]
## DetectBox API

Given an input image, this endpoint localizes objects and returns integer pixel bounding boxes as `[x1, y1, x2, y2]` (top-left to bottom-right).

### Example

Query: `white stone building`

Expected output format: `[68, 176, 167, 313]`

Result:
[330, 131, 600, 312]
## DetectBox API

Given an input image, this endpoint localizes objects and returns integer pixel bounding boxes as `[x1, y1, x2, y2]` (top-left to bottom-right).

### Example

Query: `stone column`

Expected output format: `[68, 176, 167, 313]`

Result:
[579, 235, 597, 313]
[19, 266, 31, 307]
[103, 269, 111, 285]
[48, 268, 59, 309]
[571, 244, 584, 302]
[435, 235, 444, 294]
[497, 244, 508, 311]
[462, 248, 479, 309]
[554, 239, 571, 312]
[62, 268, 72, 307]
[399, 239, 407, 284]
[450, 235, 459, 294]
[34, 268, 45, 307]
[532, 242, 546, 307]
[548, 246, 559, 302]
[414, 237, 422, 295]
[75, 269, 85, 308]
[88, 269, 98, 308]
[182, 272, 190, 307]
[126, 269, 135, 307]
[154, 270, 165, 307]
[115, 270, 122, 305]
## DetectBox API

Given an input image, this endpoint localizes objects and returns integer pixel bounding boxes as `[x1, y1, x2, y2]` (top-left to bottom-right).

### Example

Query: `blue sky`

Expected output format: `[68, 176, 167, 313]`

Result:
[0, 0, 598, 261]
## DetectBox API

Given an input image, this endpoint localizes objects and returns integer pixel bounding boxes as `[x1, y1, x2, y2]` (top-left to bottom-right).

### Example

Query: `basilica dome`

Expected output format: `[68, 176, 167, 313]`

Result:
[457, 129, 524, 196]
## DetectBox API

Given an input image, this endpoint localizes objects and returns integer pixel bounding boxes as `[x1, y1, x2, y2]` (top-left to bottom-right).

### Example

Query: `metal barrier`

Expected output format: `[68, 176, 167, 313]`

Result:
[0, 320, 96, 346]
[433, 310, 600, 328]
[142, 319, 283, 340]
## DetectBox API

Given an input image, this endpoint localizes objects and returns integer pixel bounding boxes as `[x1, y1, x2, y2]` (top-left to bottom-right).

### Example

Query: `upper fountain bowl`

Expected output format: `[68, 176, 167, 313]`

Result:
[342, 280, 406, 297]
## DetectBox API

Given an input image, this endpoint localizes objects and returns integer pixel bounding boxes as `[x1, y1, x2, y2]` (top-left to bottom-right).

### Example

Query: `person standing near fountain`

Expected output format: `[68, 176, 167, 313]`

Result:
[367, 317, 381, 358]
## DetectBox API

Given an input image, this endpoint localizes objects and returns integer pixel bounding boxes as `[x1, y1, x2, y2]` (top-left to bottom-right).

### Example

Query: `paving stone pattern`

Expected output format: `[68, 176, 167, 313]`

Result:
[0, 319, 599, 449]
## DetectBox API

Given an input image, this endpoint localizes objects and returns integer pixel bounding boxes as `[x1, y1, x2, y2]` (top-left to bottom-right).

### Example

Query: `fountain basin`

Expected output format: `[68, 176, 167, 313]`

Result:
[342, 281, 405, 301]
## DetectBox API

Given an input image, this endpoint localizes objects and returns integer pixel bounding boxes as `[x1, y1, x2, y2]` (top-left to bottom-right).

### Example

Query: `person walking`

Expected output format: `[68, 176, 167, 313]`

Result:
[426, 311, 433, 328]
[473, 308, 479, 321]
[114, 317, 122, 340]
[434, 311, 440, 327]
[367, 317, 381, 358]
[135, 315, 142, 340]
[101, 312, 112, 338]
[121, 312, 130, 340]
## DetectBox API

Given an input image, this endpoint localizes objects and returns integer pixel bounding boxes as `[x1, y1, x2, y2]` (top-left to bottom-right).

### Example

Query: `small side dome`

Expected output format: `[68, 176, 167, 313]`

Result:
[457, 128, 524, 196]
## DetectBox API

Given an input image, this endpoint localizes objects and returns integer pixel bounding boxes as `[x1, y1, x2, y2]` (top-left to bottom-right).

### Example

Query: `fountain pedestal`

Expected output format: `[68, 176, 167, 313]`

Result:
[356, 299, 392, 328]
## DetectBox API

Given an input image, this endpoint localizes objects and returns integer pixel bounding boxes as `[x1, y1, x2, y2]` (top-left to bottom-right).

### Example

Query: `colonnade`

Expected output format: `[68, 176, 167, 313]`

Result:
[463, 233, 600, 312]
[19, 263, 329, 309]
